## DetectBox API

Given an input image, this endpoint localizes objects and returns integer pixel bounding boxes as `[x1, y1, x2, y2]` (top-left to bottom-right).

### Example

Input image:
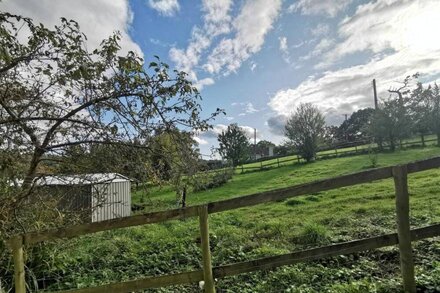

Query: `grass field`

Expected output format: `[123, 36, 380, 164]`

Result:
[12, 145, 440, 292]
[237, 134, 438, 171]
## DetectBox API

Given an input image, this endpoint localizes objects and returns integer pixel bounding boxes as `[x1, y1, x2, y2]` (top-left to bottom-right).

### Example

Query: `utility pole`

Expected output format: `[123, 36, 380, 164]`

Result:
[343, 114, 348, 141]
[372, 79, 378, 109]
[373, 78, 383, 150]
[254, 128, 257, 160]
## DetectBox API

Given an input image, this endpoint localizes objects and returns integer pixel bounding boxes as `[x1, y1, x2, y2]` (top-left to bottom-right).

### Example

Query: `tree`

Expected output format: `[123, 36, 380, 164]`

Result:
[147, 128, 201, 207]
[255, 140, 275, 157]
[56, 142, 150, 183]
[369, 99, 411, 151]
[217, 124, 250, 166]
[274, 141, 294, 156]
[322, 125, 339, 145]
[337, 108, 375, 142]
[369, 75, 417, 151]
[0, 13, 221, 234]
[285, 103, 325, 162]
[409, 83, 432, 146]
[429, 83, 440, 145]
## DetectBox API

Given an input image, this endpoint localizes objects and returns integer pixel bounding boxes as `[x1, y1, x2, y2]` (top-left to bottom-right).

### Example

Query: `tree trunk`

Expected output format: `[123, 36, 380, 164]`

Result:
[22, 148, 45, 190]
[390, 138, 396, 152]
[421, 134, 425, 147]
[181, 186, 187, 208]
[437, 131, 440, 146]
[377, 138, 383, 151]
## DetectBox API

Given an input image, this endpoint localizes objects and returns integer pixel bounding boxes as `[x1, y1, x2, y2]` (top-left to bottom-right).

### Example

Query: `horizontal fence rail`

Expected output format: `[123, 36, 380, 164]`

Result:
[58, 224, 440, 293]
[19, 156, 440, 245]
[5, 156, 440, 292]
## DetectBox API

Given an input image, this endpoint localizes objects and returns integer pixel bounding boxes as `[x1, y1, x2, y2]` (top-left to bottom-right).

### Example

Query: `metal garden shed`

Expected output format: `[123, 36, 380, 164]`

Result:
[36, 173, 131, 223]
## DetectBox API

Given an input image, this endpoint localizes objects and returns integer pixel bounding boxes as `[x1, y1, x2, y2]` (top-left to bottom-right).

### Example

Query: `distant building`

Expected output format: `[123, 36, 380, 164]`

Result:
[255, 145, 274, 159]
[35, 173, 131, 223]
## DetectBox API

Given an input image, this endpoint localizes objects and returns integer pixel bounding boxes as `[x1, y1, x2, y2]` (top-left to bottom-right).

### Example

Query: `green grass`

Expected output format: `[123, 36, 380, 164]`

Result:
[238, 134, 438, 171]
[15, 146, 440, 292]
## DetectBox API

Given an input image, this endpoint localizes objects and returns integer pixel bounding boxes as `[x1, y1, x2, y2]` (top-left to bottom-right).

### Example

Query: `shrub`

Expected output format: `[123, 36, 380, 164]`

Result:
[192, 168, 234, 192]
[298, 222, 330, 245]
[367, 145, 379, 168]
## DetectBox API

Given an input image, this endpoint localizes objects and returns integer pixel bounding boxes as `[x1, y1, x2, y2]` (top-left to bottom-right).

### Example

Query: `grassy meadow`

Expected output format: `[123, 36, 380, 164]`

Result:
[11, 146, 440, 292]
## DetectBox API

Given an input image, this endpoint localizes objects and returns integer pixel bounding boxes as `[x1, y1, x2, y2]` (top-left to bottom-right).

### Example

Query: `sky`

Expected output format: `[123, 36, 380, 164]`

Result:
[2, 0, 440, 158]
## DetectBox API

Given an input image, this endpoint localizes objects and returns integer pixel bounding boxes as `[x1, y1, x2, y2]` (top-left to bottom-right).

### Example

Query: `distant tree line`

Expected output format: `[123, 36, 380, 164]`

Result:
[217, 75, 440, 165]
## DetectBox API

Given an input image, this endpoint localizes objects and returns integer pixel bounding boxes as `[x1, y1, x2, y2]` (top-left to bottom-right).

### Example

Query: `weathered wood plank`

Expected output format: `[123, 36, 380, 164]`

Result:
[24, 206, 199, 244]
[213, 224, 440, 278]
[8, 236, 26, 293]
[198, 205, 215, 293]
[58, 270, 204, 293]
[393, 165, 416, 293]
[54, 224, 440, 293]
[208, 166, 393, 213]
[407, 156, 440, 174]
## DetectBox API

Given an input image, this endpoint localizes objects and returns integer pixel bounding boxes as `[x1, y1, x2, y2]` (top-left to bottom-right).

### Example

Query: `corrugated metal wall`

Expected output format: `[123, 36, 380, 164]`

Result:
[91, 181, 131, 222]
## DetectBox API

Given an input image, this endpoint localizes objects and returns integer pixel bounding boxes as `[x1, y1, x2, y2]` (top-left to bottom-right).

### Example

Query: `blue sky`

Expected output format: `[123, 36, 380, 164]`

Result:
[3, 0, 440, 157]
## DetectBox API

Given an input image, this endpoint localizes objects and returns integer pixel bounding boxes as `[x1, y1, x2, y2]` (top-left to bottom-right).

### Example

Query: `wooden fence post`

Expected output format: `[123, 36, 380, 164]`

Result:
[296, 155, 300, 163]
[9, 235, 26, 293]
[393, 165, 416, 293]
[198, 205, 215, 293]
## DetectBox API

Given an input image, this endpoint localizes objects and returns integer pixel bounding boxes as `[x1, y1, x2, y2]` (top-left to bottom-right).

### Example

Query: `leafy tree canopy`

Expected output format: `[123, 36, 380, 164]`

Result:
[0, 12, 220, 233]
[217, 123, 250, 166]
[285, 103, 325, 162]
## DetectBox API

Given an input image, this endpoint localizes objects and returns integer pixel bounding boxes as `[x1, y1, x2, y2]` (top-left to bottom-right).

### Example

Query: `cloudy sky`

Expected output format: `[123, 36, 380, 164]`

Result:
[2, 0, 440, 157]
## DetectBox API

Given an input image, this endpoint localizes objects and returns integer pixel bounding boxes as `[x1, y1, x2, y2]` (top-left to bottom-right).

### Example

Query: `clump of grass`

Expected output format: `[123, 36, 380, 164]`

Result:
[305, 195, 320, 202]
[298, 222, 330, 245]
[367, 145, 379, 168]
[354, 207, 367, 215]
[286, 199, 304, 206]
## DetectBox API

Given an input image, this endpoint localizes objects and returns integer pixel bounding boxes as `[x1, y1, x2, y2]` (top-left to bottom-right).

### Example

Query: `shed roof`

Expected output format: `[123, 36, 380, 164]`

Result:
[36, 173, 129, 186]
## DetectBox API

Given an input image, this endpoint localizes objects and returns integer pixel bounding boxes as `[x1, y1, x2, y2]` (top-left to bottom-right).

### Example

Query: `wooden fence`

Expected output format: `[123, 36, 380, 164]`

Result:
[238, 137, 438, 173]
[5, 156, 440, 292]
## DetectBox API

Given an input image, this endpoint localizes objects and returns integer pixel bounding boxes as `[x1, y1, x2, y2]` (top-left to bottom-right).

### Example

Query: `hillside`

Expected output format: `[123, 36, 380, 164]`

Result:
[19, 146, 440, 292]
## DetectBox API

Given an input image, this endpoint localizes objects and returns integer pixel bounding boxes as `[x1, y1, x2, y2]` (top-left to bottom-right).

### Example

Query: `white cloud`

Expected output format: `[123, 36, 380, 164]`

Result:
[240, 125, 259, 140]
[148, 0, 180, 17]
[204, 0, 282, 75]
[245, 102, 259, 114]
[269, 49, 440, 125]
[279, 36, 288, 52]
[231, 101, 260, 115]
[279, 36, 291, 64]
[202, 0, 233, 36]
[201, 124, 228, 138]
[193, 136, 208, 145]
[250, 62, 257, 72]
[200, 123, 258, 141]
[270, 0, 440, 126]
[288, 0, 352, 17]
[0, 0, 142, 58]
[150, 38, 174, 47]
[310, 23, 330, 37]
[321, 0, 440, 68]
[299, 38, 335, 62]
[194, 77, 215, 91]
[169, 0, 232, 89]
